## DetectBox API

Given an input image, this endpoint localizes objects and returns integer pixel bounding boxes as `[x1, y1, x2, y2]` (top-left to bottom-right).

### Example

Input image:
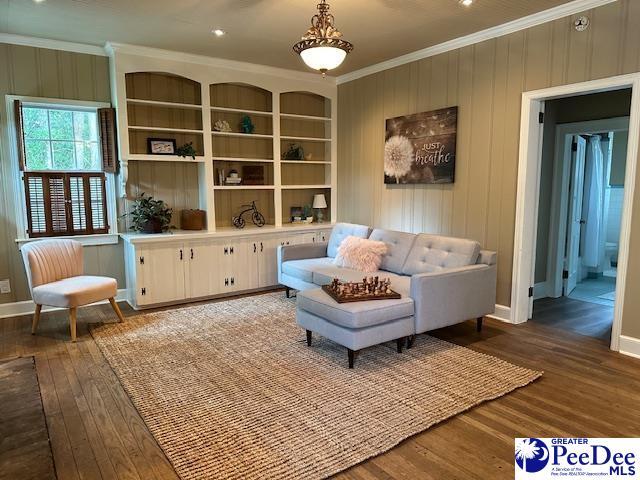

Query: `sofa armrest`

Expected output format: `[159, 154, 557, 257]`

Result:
[277, 242, 328, 264]
[410, 263, 497, 333]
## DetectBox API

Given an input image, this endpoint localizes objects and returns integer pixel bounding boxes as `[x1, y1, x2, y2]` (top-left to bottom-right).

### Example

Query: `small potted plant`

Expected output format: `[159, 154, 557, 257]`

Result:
[303, 204, 314, 223]
[125, 193, 173, 233]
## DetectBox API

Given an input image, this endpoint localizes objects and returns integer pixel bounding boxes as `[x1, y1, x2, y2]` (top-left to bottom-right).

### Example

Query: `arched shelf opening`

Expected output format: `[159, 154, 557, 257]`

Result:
[125, 72, 202, 105]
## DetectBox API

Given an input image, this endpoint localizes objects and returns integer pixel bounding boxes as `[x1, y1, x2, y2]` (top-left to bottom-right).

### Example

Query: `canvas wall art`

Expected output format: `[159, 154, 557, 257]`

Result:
[384, 107, 458, 184]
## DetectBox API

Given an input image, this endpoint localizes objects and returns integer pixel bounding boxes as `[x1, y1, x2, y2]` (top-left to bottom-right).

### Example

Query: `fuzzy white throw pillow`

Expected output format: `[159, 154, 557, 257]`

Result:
[333, 236, 388, 273]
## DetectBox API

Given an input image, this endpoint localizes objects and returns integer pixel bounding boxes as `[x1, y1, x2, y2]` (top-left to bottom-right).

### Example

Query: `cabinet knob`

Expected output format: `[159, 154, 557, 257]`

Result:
[253, 243, 257, 253]
[225, 278, 229, 286]
[179, 249, 183, 260]
[139, 256, 144, 265]
[224, 247, 228, 255]
[260, 242, 263, 252]
[230, 246, 234, 254]
[231, 277, 235, 286]
[190, 248, 194, 259]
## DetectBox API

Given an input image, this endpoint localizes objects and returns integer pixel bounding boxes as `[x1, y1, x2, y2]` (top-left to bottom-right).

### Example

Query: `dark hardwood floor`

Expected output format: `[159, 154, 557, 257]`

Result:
[532, 296, 613, 341]
[1, 291, 639, 480]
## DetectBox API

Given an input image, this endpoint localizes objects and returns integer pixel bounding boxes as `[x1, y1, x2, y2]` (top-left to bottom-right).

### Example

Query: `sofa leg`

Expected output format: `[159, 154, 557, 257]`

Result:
[286, 287, 291, 298]
[396, 338, 404, 353]
[347, 349, 355, 369]
[306, 330, 312, 346]
[477, 317, 483, 332]
[407, 335, 416, 349]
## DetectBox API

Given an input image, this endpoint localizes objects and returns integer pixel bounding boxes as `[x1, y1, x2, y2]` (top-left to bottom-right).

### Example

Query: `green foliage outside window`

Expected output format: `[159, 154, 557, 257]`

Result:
[22, 106, 101, 171]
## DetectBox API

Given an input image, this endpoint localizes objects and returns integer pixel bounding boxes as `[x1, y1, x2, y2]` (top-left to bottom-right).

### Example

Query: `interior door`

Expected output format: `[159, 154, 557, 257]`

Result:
[564, 135, 587, 296]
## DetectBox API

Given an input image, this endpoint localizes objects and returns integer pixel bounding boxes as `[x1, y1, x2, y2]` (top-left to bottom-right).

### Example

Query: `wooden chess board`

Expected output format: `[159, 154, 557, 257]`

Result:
[322, 277, 401, 303]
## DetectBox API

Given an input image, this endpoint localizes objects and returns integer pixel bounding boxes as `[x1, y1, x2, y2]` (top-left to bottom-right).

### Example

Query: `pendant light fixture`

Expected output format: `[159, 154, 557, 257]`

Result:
[293, 0, 353, 76]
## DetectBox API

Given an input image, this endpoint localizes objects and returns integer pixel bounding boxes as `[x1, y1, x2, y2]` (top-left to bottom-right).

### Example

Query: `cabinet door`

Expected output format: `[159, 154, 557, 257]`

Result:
[216, 243, 233, 292]
[186, 242, 220, 298]
[257, 237, 279, 287]
[232, 240, 260, 291]
[138, 243, 186, 305]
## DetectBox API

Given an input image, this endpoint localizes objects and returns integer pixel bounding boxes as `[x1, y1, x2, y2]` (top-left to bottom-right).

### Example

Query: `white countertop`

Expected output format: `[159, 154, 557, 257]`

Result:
[120, 222, 335, 244]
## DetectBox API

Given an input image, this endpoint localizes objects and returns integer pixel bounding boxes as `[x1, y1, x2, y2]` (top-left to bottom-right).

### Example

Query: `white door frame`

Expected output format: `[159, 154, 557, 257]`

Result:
[511, 73, 640, 353]
[546, 117, 630, 299]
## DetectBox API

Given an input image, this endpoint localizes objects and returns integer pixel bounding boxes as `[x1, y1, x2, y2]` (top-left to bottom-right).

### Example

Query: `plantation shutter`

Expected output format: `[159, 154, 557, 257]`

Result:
[14, 99, 26, 171]
[98, 107, 118, 173]
[24, 173, 109, 237]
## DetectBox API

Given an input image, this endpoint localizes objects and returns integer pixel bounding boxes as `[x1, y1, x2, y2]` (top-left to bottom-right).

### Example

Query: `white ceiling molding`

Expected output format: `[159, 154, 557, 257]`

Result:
[336, 0, 619, 84]
[0, 32, 107, 56]
[105, 42, 336, 85]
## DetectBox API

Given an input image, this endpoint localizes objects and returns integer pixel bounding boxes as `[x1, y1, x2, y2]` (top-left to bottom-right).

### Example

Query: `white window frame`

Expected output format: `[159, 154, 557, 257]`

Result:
[6, 95, 119, 246]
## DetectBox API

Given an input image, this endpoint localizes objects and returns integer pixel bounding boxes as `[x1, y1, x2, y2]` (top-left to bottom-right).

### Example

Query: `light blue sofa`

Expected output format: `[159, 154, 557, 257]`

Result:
[277, 223, 497, 367]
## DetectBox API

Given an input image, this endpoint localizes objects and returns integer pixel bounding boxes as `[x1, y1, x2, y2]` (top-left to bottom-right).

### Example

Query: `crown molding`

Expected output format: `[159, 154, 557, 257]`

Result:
[0, 32, 107, 56]
[105, 42, 335, 85]
[337, 0, 619, 84]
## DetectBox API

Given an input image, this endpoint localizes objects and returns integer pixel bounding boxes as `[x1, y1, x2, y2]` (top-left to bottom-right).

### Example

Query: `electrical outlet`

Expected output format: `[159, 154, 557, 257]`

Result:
[0, 279, 11, 294]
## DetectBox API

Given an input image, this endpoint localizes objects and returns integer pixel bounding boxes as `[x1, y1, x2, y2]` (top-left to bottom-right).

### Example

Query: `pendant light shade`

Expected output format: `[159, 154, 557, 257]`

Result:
[293, 0, 353, 75]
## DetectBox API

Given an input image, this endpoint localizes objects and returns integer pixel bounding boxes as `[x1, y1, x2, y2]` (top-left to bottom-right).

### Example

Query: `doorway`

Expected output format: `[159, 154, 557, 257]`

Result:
[511, 74, 640, 352]
[531, 103, 630, 341]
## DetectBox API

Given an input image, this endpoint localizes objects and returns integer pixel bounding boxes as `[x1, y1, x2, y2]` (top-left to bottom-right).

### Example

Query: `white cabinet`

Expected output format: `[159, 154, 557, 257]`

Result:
[123, 227, 333, 309]
[186, 242, 219, 299]
[136, 243, 186, 306]
[258, 238, 279, 287]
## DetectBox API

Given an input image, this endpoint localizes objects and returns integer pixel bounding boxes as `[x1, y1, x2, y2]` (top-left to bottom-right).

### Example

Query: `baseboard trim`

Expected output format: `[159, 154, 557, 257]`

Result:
[0, 289, 128, 319]
[619, 335, 640, 359]
[487, 304, 512, 323]
[534, 282, 549, 300]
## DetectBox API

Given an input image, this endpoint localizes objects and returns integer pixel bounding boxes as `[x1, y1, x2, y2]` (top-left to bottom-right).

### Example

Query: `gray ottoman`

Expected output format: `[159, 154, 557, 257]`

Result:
[296, 288, 415, 368]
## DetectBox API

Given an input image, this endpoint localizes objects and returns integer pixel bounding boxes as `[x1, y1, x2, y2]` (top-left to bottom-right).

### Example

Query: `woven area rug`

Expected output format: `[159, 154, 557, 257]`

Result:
[91, 292, 541, 480]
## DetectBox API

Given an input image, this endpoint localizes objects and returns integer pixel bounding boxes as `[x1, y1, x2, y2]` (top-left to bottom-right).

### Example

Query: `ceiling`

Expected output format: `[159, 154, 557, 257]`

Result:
[1, 0, 578, 75]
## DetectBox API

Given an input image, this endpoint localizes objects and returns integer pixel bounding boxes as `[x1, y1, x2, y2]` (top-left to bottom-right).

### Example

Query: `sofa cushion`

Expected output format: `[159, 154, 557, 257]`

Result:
[312, 265, 369, 286]
[368, 229, 416, 274]
[281, 257, 334, 283]
[297, 288, 414, 329]
[333, 236, 387, 273]
[327, 223, 371, 258]
[402, 234, 481, 275]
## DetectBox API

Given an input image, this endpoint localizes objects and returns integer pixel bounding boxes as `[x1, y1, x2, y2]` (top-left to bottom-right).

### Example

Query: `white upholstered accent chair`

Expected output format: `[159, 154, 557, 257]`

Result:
[21, 239, 124, 341]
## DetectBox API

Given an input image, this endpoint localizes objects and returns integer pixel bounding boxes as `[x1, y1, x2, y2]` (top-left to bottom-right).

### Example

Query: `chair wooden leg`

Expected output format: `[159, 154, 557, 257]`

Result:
[306, 330, 312, 346]
[69, 307, 77, 342]
[32, 304, 42, 335]
[348, 349, 355, 369]
[109, 297, 125, 323]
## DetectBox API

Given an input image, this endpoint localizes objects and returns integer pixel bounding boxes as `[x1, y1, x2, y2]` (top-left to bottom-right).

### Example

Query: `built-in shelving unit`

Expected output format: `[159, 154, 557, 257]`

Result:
[111, 50, 336, 233]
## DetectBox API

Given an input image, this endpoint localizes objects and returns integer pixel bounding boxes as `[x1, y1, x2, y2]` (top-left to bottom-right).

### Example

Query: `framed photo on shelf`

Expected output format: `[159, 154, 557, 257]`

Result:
[147, 138, 177, 155]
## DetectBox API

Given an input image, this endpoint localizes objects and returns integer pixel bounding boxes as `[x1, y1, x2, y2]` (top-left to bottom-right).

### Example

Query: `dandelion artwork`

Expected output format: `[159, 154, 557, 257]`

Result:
[384, 135, 414, 183]
[384, 107, 458, 184]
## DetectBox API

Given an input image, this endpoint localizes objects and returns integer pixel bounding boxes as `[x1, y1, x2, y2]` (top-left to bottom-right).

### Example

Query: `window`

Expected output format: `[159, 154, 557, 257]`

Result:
[22, 106, 102, 171]
[13, 99, 118, 239]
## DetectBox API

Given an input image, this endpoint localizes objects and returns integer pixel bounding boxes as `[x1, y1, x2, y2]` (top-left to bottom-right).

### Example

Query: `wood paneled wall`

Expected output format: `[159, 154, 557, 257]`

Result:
[337, 0, 640, 338]
[0, 43, 123, 303]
